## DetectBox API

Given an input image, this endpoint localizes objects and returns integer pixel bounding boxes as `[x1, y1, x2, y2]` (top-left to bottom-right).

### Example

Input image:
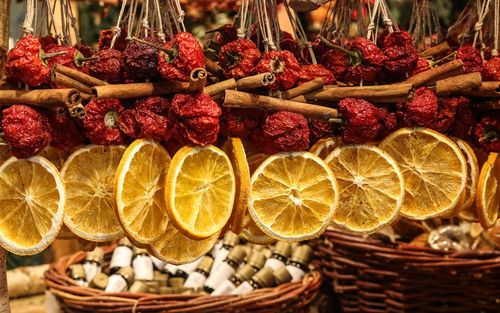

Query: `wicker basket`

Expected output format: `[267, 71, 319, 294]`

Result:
[314, 229, 500, 313]
[44, 245, 322, 313]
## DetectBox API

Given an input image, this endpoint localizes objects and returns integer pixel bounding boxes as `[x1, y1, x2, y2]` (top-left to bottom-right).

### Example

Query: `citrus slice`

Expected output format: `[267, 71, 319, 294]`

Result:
[0, 138, 11, 165]
[165, 145, 236, 239]
[325, 145, 404, 234]
[149, 222, 219, 264]
[241, 213, 277, 245]
[222, 138, 250, 235]
[249, 151, 339, 242]
[39, 146, 76, 171]
[379, 127, 467, 220]
[476, 152, 500, 228]
[61, 145, 125, 242]
[0, 156, 65, 255]
[57, 224, 77, 240]
[309, 137, 340, 159]
[453, 139, 480, 222]
[115, 139, 171, 244]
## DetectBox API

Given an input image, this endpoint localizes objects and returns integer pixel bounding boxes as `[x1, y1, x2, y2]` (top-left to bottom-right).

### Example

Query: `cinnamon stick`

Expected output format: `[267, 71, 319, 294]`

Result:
[419, 42, 451, 58]
[236, 73, 276, 90]
[205, 58, 224, 79]
[459, 81, 500, 97]
[282, 78, 325, 100]
[223, 90, 338, 122]
[91, 80, 199, 99]
[205, 78, 237, 97]
[0, 88, 81, 109]
[51, 71, 92, 94]
[306, 84, 413, 103]
[290, 95, 307, 103]
[404, 59, 464, 87]
[189, 68, 207, 93]
[435, 72, 483, 96]
[53, 64, 108, 86]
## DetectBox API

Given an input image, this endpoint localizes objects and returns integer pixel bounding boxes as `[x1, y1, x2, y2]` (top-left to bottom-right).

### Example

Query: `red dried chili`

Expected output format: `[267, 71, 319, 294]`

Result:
[85, 49, 126, 84]
[457, 45, 483, 74]
[158, 32, 206, 82]
[474, 112, 500, 152]
[448, 97, 475, 139]
[255, 50, 300, 90]
[321, 49, 351, 82]
[220, 107, 263, 139]
[218, 39, 261, 79]
[309, 120, 336, 144]
[397, 87, 438, 127]
[169, 93, 221, 145]
[411, 58, 431, 76]
[261, 111, 310, 152]
[1, 104, 51, 158]
[296, 64, 336, 85]
[81, 98, 125, 145]
[124, 37, 164, 82]
[338, 98, 382, 144]
[383, 31, 419, 74]
[482, 56, 500, 81]
[48, 113, 84, 150]
[6, 36, 51, 87]
[98, 28, 128, 52]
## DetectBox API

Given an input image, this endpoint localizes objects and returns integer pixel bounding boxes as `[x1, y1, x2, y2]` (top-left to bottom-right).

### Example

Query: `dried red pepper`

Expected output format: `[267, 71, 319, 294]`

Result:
[81, 98, 125, 145]
[220, 107, 263, 139]
[261, 111, 310, 152]
[255, 50, 300, 90]
[309, 121, 336, 144]
[39, 36, 58, 50]
[118, 97, 172, 142]
[457, 45, 483, 74]
[448, 97, 475, 139]
[377, 105, 399, 138]
[124, 37, 164, 82]
[397, 87, 438, 127]
[98, 28, 128, 52]
[296, 64, 336, 85]
[169, 93, 221, 145]
[48, 113, 84, 150]
[482, 56, 500, 81]
[383, 31, 419, 74]
[158, 32, 206, 82]
[321, 49, 351, 82]
[411, 58, 431, 76]
[280, 32, 299, 57]
[218, 39, 261, 79]
[425, 97, 458, 133]
[85, 49, 125, 84]
[1, 104, 51, 158]
[215, 24, 238, 46]
[474, 112, 500, 152]
[338, 98, 382, 144]
[6, 36, 52, 86]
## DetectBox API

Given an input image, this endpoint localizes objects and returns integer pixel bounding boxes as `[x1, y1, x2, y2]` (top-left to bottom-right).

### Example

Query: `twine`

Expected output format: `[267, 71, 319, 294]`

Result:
[493, 0, 499, 56]
[21, 0, 35, 37]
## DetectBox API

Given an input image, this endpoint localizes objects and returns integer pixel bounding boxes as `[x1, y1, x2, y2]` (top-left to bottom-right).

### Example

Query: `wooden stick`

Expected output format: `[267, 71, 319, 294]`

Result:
[419, 42, 450, 58]
[51, 72, 92, 94]
[404, 59, 464, 87]
[306, 84, 414, 103]
[435, 72, 483, 96]
[460, 81, 500, 97]
[189, 68, 207, 93]
[223, 90, 338, 122]
[53, 64, 108, 86]
[281, 78, 324, 100]
[0, 88, 81, 109]
[236, 73, 276, 90]
[205, 78, 237, 97]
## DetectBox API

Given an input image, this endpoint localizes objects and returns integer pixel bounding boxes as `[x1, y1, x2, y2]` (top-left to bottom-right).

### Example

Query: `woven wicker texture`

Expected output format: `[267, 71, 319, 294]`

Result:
[314, 229, 500, 313]
[44, 245, 322, 313]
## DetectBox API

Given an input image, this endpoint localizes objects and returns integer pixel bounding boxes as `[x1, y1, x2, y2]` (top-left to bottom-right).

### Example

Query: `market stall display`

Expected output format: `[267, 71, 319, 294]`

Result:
[0, 0, 499, 311]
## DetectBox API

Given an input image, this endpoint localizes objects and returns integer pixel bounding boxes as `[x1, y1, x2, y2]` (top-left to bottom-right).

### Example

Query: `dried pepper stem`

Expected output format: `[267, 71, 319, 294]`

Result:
[40, 50, 67, 61]
[405, 59, 464, 87]
[318, 35, 362, 66]
[435, 72, 483, 96]
[307, 84, 414, 103]
[419, 41, 451, 58]
[53, 64, 108, 86]
[282, 78, 325, 100]
[223, 90, 338, 122]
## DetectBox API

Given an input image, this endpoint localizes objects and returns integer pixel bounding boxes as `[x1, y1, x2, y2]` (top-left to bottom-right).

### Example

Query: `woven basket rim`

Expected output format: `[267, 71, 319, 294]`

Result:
[44, 245, 323, 312]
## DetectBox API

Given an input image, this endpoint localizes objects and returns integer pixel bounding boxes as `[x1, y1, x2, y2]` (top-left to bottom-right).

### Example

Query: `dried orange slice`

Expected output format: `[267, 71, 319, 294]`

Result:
[379, 127, 467, 220]
[165, 145, 235, 239]
[0, 156, 65, 255]
[0, 138, 11, 166]
[249, 151, 339, 242]
[39, 146, 77, 171]
[309, 137, 340, 159]
[115, 139, 171, 244]
[222, 138, 250, 235]
[453, 139, 480, 222]
[477, 152, 500, 229]
[325, 144, 404, 234]
[241, 213, 277, 245]
[61, 145, 125, 242]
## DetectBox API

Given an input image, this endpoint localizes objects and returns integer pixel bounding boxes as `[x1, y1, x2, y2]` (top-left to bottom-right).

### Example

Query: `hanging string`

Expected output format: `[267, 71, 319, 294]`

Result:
[21, 0, 35, 37]
[153, 0, 165, 41]
[237, 0, 250, 39]
[173, 0, 186, 32]
[493, 0, 499, 56]
[472, 0, 492, 51]
[46, 0, 63, 44]
[110, 0, 128, 48]
[283, 0, 316, 64]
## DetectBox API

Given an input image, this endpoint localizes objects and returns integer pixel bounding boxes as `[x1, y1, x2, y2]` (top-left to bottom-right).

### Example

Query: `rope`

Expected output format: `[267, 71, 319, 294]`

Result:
[493, 0, 499, 56]
[153, 0, 165, 41]
[142, 0, 150, 38]
[111, 0, 127, 48]
[283, 0, 317, 64]
[21, 0, 35, 37]
[237, 0, 250, 39]
[46, 0, 63, 45]
[472, 0, 492, 50]
[173, 0, 186, 32]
